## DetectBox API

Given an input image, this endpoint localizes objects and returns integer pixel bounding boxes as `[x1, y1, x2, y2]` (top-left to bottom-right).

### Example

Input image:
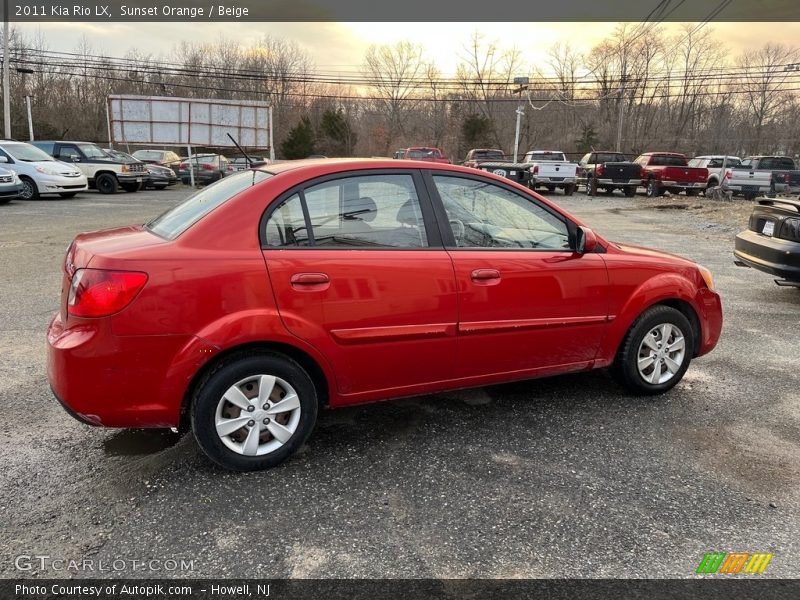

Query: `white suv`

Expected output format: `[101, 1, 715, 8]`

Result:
[0, 140, 88, 199]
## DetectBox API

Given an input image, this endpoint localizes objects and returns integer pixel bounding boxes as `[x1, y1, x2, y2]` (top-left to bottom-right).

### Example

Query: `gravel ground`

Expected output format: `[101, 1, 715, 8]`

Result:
[0, 186, 798, 579]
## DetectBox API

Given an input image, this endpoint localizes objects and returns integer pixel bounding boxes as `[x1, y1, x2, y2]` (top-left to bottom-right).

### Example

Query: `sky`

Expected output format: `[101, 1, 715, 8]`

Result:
[14, 22, 800, 75]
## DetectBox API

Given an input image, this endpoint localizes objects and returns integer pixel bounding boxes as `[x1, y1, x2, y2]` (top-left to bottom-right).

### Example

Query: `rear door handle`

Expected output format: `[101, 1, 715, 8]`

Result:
[471, 268, 501, 283]
[290, 272, 330, 290]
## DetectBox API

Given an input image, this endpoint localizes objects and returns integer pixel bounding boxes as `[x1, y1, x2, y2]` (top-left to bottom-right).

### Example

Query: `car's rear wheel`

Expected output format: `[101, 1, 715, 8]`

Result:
[624, 186, 637, 197]
[563, 183, 576, 196]
[686, 188, 700, 197]
[612, 305, 693, 395]
[588, 177, 598, 196]
[192, 353, 318, 471]
[19, 176, 39, 200]
[646, 179, 661, 198]
[96, 174, 118, 194]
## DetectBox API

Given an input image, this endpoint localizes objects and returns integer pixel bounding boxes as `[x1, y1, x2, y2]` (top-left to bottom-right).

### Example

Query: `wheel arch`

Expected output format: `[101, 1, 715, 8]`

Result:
[178, 340, 331, 432]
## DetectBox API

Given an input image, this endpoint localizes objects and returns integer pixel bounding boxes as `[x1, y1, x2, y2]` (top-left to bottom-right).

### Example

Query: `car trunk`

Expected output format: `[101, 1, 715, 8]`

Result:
[746, 198, 800, 238]
[661, 166, 707, 183]
[599, 162, 641, 181]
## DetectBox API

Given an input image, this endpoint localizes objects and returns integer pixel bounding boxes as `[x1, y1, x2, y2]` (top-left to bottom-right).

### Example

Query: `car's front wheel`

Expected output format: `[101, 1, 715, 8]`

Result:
[192, 353, 318, 471]
[95, 174, 119, 194]
[612, 305, 693, 395]
[19, 176, 39, 200]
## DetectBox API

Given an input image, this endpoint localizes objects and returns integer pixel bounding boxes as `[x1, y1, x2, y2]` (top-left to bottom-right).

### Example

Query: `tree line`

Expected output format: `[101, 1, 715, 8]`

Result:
[3, 24, 799, 161]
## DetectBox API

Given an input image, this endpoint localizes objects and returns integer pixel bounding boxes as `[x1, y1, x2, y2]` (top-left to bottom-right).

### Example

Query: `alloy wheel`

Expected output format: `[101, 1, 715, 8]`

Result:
[636, 323, 686, 385]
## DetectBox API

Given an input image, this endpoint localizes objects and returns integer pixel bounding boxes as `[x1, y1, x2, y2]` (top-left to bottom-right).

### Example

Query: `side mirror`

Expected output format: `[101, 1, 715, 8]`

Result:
[576, 226, 598, 254]
[0, 155, 7, 163]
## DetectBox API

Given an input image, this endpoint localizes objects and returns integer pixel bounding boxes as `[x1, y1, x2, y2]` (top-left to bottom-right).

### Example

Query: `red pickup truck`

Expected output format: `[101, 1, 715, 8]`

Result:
[404, 147, 451, 164]
[634, 152, 708, 197]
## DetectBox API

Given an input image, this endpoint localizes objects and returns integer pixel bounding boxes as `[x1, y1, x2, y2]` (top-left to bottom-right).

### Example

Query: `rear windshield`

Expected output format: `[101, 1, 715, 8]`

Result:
[146, 170, 272, 239]
[407, 149, 438, 158]
[526, 152, 566, 161]
[649, 155, 687, 167]
[595, 153, 626, 163]
[132, 150, 164, 161]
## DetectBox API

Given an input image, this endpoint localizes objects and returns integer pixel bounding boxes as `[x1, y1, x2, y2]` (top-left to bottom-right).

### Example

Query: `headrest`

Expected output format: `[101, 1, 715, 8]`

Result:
[397, 199, 423, 226]
[342, 196, 377, 222]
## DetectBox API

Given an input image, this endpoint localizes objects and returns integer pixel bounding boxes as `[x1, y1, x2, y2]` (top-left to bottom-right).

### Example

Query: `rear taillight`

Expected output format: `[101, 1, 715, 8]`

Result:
[68, 268, 148, 318]
[179, 162, 187, 169]
[532, 165, 539, 175]
[596, 164, 605, 177]
[202, 164, 215, 171]
[725, 169, 732, 180]
[780, 218, 800, 242]
[640, 167, 645, 178]
[575, 166, 580, 176]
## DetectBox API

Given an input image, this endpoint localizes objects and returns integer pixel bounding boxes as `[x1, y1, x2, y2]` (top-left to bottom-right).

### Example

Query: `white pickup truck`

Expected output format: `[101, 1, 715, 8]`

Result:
[688, 155, 771, 200]
[522, 150, 579, 196]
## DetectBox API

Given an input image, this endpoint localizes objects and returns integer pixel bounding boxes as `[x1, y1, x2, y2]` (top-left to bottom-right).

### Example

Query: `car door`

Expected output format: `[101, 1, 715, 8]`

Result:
[261, 170, 458, 400]
[425, 172, 609, 379]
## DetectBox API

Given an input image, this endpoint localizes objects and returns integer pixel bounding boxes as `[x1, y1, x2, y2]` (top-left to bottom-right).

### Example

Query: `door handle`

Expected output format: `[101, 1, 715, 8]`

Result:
[290, 273, 330, 291]
[291, 272, 329, 285]
[471, 268, 501, 282]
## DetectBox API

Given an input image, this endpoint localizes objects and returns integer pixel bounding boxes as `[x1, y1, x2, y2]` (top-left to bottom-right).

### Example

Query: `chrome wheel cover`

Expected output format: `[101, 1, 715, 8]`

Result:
[214, 375, 302, 456]
[637, 323, 686, 385]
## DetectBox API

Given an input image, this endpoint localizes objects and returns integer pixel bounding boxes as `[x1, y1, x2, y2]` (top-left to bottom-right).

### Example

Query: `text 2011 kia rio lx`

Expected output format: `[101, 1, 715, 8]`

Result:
[47, 160, 722, 471]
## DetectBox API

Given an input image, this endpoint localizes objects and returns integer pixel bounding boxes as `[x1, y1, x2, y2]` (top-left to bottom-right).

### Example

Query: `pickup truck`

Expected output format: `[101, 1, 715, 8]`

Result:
[634, 152, 708, 197]
[738, 156, 800, 198]
[522, 150, 579, 196]
[463, 148, 505, 168]
[578, 151, 641, 197]
[404, 147, 451, 164]
[31, 141, 146, 194]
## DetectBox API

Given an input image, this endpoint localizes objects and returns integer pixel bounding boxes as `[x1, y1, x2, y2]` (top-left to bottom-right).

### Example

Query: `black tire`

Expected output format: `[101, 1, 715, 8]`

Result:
[563, 184, 576, 196]
[603, 187, 615, 195]
[191, 353, 318, 472]
[624, 186, 637, 197]
[612, 305, 694, 396]
[58, 192, 77, 199]
[686, 188, 700, 197]
[121, 181, 141, 193]
[588, 177, 598, 196]
[646, 179, 661, 198]
[19, 176, 39, 200]
[546, 185, 556, 193]
[743, 191, 757, 201]
[95, 173, 118, 194]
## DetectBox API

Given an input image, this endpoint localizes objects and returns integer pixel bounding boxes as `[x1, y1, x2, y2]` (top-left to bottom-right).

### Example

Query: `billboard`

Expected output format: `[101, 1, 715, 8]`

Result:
[107, 95, 273, 156]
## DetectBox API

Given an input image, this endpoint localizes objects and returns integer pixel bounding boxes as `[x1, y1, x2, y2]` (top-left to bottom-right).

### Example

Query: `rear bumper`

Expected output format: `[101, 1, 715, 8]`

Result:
[0, 182, 23, 197]
[532, 177, 576, 186]
[658, 180, 705, 188]
[46, 312, 204, 428]
[595, 178, 637, 187]
[734, 229, 800, 281]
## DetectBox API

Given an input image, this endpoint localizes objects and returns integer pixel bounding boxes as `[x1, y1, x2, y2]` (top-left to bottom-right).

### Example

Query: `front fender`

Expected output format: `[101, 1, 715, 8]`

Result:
[596, 272, 706, 366]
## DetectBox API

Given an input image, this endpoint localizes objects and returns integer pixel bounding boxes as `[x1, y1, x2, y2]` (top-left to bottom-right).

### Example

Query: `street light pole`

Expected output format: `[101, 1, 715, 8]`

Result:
[512, 77, 529, 163]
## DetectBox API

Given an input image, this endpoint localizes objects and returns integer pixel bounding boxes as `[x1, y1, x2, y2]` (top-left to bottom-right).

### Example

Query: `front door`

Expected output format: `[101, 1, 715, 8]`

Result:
[426, 173, 610, 379]
[262, 171, 458, 401]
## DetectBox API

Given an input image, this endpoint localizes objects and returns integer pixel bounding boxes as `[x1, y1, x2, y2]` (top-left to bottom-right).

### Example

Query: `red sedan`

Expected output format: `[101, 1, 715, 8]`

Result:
[47, 159, 722, 471]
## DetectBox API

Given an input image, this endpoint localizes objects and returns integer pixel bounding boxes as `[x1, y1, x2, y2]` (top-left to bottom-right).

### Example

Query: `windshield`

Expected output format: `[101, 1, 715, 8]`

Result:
[132, 150, 164, 161]
[146, 170, 271, 239]
[475, 150, 504, 159]
[3, 143, 54, 162]
[77, 143, 111, 159]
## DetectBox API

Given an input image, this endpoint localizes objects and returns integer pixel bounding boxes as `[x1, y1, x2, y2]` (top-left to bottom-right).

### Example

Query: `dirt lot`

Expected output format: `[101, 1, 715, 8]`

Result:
[0, 186, 798, 579]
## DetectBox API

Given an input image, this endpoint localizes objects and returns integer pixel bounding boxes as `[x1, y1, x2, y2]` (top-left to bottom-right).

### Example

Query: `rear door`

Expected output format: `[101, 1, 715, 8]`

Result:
[261, 170, 458, 399]
[425, 172, 609, 379]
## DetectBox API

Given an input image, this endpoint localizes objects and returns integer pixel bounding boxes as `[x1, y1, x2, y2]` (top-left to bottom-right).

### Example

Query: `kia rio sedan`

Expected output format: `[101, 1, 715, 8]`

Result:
[47, 160, 722, 471]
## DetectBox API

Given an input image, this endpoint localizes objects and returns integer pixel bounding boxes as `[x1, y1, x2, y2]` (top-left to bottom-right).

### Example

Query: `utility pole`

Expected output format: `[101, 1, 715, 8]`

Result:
[16, 67, 33, 140]
[512, 77, 529, 163]
[3, 0, 10, 139]
[615, 73, 626, 153]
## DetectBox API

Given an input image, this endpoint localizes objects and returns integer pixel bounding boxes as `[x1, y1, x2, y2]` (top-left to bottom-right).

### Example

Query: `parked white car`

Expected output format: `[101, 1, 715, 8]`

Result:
[0, 165, 23, 204]
[0, 140, 88, 199]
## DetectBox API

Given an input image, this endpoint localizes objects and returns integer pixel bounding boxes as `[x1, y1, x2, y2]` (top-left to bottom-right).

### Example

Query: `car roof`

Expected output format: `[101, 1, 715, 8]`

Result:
[640, 152, 685, 156]
[260, 158, 495, 177]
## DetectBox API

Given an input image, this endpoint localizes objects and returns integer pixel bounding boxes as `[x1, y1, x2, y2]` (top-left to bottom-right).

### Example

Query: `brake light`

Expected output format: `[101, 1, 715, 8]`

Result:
[596, 164, 605, 177]
[202, 163, 215, 171]
[640, 167, 645, 178]
[179, 162, 187, 169]
[68, 268, 148, 318]
[725, 169, 732, 180]
[532, 165, 539, 175]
